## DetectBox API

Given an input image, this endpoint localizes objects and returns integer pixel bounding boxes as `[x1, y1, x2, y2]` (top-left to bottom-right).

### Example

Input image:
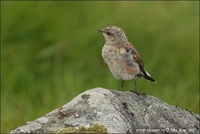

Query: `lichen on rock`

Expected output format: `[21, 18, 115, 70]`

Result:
[54, 124, 107, 133]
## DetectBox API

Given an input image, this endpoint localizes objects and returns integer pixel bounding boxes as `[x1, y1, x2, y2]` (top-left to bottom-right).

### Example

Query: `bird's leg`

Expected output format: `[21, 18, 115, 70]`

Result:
[130, 78, 146, 97]
[120, 80, 125, 91]
[134, 78, 137, 91]
[129, 78, 139, 94]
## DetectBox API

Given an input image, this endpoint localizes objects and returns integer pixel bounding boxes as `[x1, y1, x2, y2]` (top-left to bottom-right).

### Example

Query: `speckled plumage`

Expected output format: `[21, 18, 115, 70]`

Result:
[98, 26, 156, 90]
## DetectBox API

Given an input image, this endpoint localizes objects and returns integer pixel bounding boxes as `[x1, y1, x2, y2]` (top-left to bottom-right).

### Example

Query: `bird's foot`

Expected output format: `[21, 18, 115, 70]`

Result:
[129, 90, 146, 97]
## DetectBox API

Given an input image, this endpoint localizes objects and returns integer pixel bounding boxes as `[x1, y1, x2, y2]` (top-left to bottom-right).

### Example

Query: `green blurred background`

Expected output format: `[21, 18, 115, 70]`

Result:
[1, 1, 199, 132]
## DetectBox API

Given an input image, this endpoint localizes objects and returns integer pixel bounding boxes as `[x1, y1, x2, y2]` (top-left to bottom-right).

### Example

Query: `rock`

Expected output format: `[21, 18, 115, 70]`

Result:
[10, 87, 200, 134]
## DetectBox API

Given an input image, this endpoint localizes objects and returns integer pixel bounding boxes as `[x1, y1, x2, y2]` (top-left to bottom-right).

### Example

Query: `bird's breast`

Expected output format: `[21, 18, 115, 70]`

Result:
[102, 45, 140, 80]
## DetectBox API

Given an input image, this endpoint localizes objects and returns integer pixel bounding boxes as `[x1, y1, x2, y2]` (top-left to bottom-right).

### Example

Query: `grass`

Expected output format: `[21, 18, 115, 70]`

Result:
[1, 1, 199, 133]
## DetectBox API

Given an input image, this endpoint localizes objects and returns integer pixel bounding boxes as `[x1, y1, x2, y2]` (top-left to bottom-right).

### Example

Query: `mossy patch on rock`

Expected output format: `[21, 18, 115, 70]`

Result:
[55, 124, 107, 133]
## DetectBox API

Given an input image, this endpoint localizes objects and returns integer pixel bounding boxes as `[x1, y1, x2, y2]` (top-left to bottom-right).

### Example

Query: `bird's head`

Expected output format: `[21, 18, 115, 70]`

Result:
[98, 26, 128, 44]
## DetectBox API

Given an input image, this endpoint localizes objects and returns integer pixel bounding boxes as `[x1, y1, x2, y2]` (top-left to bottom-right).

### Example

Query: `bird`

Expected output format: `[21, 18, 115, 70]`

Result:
[98, 25, 156, 91]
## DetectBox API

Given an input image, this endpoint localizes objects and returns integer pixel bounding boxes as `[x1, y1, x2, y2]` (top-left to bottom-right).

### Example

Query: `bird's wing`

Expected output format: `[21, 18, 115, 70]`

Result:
[124, 43, 156, 82]
[123, 43, 144, 68]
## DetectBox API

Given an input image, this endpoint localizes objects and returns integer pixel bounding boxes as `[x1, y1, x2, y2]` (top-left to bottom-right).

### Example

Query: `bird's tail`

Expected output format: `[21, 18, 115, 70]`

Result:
[138, 68, 156, 83]
[143, 70, 156, 83]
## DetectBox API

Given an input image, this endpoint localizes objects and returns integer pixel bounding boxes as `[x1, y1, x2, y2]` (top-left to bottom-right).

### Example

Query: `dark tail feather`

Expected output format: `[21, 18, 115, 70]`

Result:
[138, 66, 156, 83]
[143, 73, 156, 82]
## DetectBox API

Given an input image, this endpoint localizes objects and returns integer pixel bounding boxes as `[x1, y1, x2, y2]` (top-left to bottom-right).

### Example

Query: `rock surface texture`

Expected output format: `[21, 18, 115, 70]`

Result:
[10, 88, 199, 133]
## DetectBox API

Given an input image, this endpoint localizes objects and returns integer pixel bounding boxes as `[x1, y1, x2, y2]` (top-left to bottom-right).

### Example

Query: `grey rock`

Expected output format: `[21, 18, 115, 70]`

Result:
[10, 87, 200, 133]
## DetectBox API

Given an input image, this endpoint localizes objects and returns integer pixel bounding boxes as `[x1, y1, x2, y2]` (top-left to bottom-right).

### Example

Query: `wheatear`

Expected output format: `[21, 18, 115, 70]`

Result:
[98, 26, 156, 91]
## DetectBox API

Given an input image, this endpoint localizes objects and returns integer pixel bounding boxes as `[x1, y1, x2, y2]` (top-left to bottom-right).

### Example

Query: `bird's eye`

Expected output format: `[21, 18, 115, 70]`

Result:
[106, 32, 111, 35]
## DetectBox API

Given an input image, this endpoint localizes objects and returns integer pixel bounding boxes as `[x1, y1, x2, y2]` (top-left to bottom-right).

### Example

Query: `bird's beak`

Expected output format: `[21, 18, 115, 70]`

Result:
[98, 29, 104, 33]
